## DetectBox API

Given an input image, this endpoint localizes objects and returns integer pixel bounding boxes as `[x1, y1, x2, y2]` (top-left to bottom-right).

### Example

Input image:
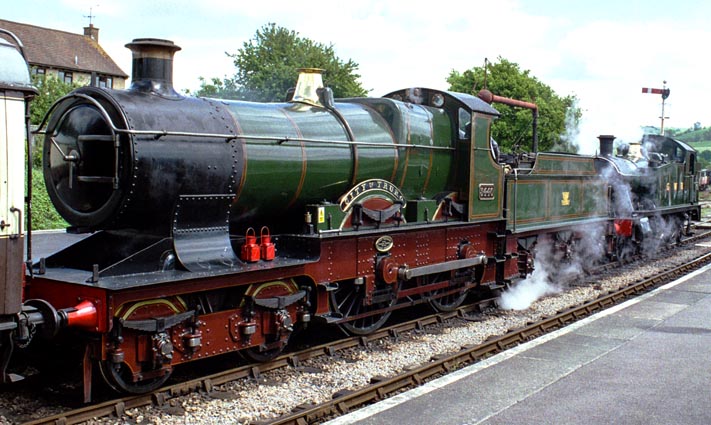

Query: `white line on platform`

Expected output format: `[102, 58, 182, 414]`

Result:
[325, 263, 711, 425]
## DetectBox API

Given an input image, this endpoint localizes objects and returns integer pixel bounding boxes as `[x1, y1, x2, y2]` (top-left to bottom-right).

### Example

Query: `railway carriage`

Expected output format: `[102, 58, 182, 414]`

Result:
[0, 34, 701, 399]
[0, 30, 39, 383]
[0, 31, 31, 318]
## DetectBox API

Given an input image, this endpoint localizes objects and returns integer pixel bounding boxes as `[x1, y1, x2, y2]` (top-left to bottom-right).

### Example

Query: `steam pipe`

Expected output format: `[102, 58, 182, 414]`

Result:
[478, 89, 539, 153]
[477, 89, 538, 110]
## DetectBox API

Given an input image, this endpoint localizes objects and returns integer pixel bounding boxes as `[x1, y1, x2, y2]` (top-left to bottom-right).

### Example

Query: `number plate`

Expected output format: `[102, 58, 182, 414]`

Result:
[478, 183, 495, 200]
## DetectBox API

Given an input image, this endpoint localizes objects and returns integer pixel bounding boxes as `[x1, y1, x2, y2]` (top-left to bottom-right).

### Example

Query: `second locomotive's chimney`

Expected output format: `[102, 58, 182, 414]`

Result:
[125, 38, 181, 98]
[598, 134, 615, 157]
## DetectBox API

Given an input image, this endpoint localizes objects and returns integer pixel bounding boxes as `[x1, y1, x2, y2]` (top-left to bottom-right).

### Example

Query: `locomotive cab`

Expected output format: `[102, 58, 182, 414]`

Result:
[382, 87, 504, 222]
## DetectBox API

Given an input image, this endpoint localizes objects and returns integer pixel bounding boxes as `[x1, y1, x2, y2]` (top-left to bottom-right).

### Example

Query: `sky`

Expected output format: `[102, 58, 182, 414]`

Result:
[4, 0, 710, 154]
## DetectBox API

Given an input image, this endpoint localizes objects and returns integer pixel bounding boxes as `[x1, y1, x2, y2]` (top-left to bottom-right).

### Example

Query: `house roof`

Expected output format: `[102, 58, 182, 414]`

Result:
[0, 19, 127, 78]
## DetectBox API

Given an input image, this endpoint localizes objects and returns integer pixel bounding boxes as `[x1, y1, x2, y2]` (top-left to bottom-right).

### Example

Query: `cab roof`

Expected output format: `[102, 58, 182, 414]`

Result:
[383, 87, 500, 117]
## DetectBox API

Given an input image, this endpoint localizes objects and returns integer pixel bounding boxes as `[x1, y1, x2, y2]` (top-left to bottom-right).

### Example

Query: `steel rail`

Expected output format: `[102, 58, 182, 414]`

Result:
[266, 250, 711, 424]
[20, 299, 496, 425]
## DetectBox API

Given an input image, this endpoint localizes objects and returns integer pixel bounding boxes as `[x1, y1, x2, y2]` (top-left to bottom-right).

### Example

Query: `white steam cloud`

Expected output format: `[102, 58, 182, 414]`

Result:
[498, 264, 559, 310]
[554, 97, 581, 154]
[499, 225, 607, 311]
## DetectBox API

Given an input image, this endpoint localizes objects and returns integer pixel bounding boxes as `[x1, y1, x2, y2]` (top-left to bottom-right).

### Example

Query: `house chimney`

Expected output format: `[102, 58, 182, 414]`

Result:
[83, 24, 99, 42]
[125, 38, 181, 98]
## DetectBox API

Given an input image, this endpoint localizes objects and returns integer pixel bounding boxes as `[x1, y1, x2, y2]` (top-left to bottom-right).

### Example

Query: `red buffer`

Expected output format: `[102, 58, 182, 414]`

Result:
[65, 300, 98, 330]
[614, 219, 634, 237]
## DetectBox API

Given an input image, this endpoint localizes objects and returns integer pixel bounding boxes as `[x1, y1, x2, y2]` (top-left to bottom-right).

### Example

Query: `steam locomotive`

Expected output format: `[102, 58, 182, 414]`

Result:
[0, 32, 701, 400]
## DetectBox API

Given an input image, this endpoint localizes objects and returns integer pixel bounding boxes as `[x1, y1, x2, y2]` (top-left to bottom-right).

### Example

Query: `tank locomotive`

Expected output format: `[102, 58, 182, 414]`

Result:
[0, 35, 701, 399]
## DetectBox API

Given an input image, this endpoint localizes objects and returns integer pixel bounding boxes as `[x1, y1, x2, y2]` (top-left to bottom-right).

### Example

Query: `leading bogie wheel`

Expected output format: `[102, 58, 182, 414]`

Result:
[240, 336, 290, 363]
[98, 361, 172, 394]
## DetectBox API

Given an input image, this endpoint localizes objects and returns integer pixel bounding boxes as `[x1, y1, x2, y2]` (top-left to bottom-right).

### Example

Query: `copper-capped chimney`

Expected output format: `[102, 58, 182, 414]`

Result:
[598, 134, 615, 157]
[125, 38, 181, 98]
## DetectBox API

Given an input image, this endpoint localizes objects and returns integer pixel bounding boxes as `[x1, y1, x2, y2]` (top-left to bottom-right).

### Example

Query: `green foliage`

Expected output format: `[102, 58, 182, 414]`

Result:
[31, 139, 42, 168]
[20, 74, 73, 229]
[447, 58, 582, 153]
[30, 167, 67, 230]
[30, 74, 82, 125]
[188, 77, 240, 99]
[193, 23, 367, 101]
[691, 140, 711, 150]
[672, 126, 711, 144]
[696, 148, 711, 171]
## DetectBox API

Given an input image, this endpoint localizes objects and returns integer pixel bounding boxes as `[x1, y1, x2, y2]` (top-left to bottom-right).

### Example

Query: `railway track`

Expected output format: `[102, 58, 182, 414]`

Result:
[19, 230, 711, 425]
[269, 248, 711, 425]
[21, 300, 498, 425]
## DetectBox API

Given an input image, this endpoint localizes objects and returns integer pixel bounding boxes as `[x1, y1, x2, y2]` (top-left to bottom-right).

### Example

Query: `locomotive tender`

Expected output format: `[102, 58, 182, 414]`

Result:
[0, 34, 701, 399]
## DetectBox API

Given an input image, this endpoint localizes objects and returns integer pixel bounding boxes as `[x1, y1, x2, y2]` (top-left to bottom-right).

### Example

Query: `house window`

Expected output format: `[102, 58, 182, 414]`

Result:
[58, 71, 73, 84]
[98, 75, 113, 89]
[33, 67, 46, 76]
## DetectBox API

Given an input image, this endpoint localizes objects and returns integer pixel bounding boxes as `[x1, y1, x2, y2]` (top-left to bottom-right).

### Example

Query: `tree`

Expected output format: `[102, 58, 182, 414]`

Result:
[447, 58, 582, 153]
[27, 73, 78, 230]
[31, 167, 67, 230]
[190, 77, 240, 99]
[30, 74, 82, 126]
[193, 23, 367, 101]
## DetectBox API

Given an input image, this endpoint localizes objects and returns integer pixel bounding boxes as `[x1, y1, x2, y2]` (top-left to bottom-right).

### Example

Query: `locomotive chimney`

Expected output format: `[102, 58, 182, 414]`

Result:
[598, 134, 615, 157]
[125, 38, 181, 98]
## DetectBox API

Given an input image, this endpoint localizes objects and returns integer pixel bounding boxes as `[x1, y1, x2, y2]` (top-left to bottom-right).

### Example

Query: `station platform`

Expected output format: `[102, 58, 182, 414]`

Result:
[328, 263, 711, 425]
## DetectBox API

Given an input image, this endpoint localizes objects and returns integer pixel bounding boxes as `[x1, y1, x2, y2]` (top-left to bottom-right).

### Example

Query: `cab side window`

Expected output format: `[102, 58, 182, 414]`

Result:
[458, 108, 471, 141]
